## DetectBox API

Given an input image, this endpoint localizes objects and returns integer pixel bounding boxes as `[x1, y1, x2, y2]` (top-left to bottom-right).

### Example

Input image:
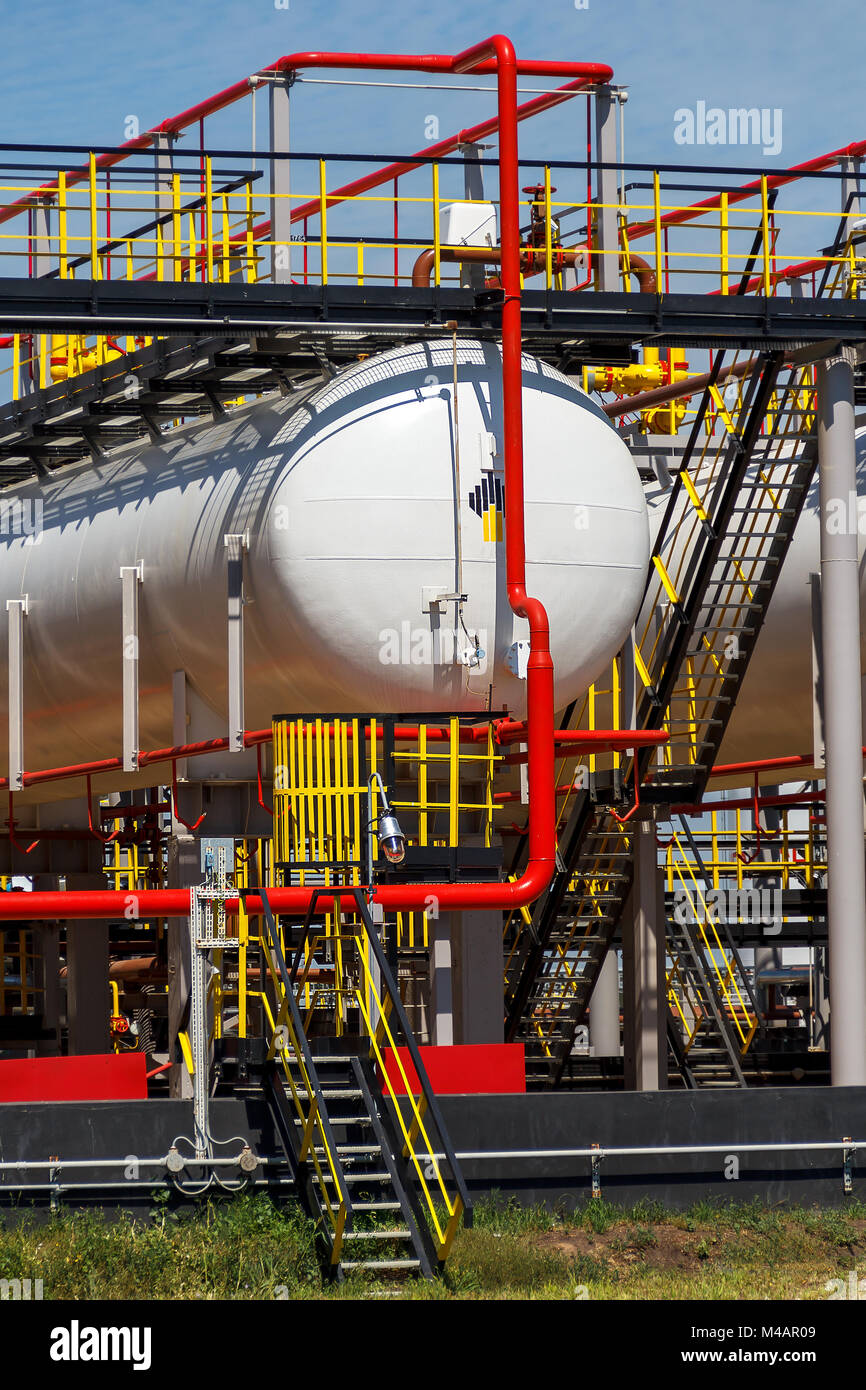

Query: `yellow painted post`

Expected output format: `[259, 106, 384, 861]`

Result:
[172, 173, 182, 282]
[88, 152, 99, 281]
[720, 192, 729, 295]
[760, 175, 771, 297]
[653, 169, 662, 293]
[124, 241, 135, 352]
[544, 165, 553, 290]
[449, 717, 459, 847]
[204, 156, 214, 282]
[356, 241, 364, 286]
[221, 194, 230, 283]
[156, 221, 164, 282]
[188, 212, 197, 285]
[57, 171, 68, 281]
[245, 179, 255, 283]
[12, 334, 20, 402]
[319, 159, 328, 285]
[432, 162, 440, 287]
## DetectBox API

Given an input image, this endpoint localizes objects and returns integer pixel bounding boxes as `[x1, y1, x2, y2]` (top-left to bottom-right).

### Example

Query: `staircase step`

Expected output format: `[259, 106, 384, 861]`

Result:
[343, 1229, 412, 1241]
[341, 1259, 422, 1271]
[352, 1201, 403, 1212]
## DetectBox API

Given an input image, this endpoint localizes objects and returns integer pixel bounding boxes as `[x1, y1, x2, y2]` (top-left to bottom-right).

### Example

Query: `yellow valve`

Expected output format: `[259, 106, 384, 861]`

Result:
[583, 347, 691, 405]
[50, 334, 123, 382]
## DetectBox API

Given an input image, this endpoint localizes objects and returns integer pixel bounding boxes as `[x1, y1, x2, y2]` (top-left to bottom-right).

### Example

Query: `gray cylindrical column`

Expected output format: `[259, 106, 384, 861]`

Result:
[590, 949, 621, 1056]
[818, 351, 866, 1086]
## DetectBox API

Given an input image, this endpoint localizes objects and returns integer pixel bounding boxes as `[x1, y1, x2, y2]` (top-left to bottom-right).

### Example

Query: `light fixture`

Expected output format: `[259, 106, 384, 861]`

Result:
[368, 772, 406, 866]
[377, 809, 407, 864]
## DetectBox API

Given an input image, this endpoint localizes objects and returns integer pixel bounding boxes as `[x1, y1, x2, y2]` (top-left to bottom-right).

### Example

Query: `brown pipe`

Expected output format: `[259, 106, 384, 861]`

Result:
[412, 244, 657, 293]
[602, 354, 758, 419]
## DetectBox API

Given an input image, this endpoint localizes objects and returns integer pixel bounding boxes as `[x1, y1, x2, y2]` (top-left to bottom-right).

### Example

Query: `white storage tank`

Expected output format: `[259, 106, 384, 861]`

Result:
[0, 339, 650, 787]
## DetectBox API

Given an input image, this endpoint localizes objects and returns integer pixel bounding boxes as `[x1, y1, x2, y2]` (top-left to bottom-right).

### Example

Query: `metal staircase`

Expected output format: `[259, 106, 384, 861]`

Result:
[664, 820, 762, 1087]
[504, 347, 821, 1087]
[255, 886, 471, 1281]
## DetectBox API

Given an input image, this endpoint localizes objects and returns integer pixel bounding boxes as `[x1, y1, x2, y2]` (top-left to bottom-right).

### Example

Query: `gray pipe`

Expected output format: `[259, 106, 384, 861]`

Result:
[818, 351, 866, 1086]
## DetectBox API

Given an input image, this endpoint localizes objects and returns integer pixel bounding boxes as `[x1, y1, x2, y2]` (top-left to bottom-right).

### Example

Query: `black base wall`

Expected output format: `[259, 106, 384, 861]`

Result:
[0, 1087, 864, 1216]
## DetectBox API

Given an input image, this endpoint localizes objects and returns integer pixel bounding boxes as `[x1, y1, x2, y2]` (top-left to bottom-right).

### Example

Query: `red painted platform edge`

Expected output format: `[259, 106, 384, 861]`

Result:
[0, 1052, 148, 1102]
[380, 1043, 526, 1096]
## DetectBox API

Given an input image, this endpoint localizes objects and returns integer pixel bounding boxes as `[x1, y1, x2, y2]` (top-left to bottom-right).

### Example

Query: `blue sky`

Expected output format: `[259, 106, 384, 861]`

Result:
[1, 0, 861, 171]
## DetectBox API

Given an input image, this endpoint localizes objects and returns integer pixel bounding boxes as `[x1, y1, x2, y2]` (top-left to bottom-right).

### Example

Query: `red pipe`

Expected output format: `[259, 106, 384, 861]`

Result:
[626, 139, 866, 244]
[140, 74, 608, 286]
[0, 55, 610, 232]
[0, 37, 566, 921]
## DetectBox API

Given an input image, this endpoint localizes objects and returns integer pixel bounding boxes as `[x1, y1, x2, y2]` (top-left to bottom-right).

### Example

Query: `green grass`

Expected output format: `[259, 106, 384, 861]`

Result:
[1, 1193, 865, 1300]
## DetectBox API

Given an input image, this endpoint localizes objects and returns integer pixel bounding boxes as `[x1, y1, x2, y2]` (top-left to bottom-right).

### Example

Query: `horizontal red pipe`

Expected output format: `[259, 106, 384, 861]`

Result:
[138, 73, 604, 286]
[626, 139, 866, 243]
[707, 256, 832, 297]
[0, 53, 610, 232]
[495, 721, 668, 749]
[0, 720, 657, 794]
[670, 790, 825, 815]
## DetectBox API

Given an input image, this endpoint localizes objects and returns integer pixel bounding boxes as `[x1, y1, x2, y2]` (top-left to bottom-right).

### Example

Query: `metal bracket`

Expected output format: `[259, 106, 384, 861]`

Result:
[224, 533, 249, 753]
[120, 563, 143, 772]
[591, 1142, 602, 1199]
[843, 1137, 854, 1194]
[6, 595, 29, 792]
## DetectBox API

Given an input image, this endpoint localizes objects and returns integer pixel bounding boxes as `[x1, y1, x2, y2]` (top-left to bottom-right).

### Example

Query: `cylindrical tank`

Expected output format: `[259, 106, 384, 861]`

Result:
[645, 426, 866, 772]
[0, 339, 650, 790]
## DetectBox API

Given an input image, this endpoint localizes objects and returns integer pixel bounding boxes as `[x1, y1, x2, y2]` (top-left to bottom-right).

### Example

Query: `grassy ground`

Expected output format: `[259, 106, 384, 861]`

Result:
[1, 1193, 865, 1299]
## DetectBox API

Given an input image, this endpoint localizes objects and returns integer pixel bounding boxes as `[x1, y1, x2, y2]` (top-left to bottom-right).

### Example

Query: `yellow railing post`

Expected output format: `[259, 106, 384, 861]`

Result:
[171, 172, 182, 283]
[653, 169, 663, 292]
[760, 174, 771, 297]
[245, 178, 255, 283]
[58, 171, 68, 281]
[544, 165, 553, 290]
[319, 159, 328, 285]
[432, 162, 440, 287]
[12, 334, 20, 401]
[88, 152, 99, 281]
[221, 194, 230, 283]
[204, 156, 214, 282]
[720, 191, 728, 295]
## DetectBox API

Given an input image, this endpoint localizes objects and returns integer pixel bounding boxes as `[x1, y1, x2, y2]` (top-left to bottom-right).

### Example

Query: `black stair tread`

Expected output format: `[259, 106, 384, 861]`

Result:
[341, 1259, 422, 1270]
[293, 1114, 373, 1126]
[343, 1229, 412, 1240]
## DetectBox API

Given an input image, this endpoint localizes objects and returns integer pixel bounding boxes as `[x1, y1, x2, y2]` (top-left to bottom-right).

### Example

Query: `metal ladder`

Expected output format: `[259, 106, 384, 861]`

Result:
[256, 887, 470, 1281]
[503, 350, 820, 1087]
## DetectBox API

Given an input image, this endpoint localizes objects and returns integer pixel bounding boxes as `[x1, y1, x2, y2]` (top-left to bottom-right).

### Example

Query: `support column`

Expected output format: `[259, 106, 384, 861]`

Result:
[269, 77, 292, 283]
[459, 141, 486, 292]
[818, 350, 866, 1086]
[66, 887, 110, 1057]
[590, 949, 621, 1056]
[428, 915, 453, 1046]
[593, 85, 620, 292]
[167, 830, 200, 1098]
[622, 817, 667, 1089]
[451, 909, 503, 1044]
